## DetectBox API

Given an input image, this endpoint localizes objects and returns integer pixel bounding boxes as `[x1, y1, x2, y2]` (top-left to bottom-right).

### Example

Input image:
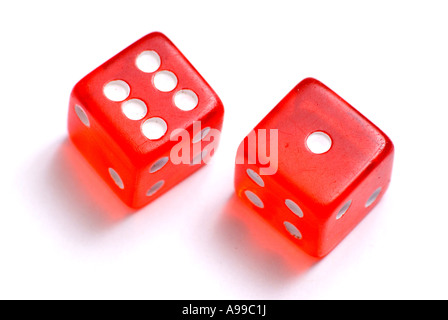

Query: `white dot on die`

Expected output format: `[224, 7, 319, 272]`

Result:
[244, 190, 264, 208]
[103, 80, 130, 102]
[190, 150, 202, 165]
[306, 131, 332, 154]
[174, 89, 199, 111]
[121, 99, 148, 120]
[246, 169, 265, 187]
[150, 156, 169, 173]
[136, 50, 161, 73]
[141, 117, 168, 140]
[366, 187, 382, 207]
[153, 71, 178, 92]
[192, 127, 211, 144]
[190, 146, 211, 166]
[336, 200, 352, 220]
[285, 199, 303, 218]
[190, 151, 202, 166]
[147, 180, 165, 196]
[200, 144, 214, 164]
[74, 105, 90, 127]
[108, 168, 124, 189]
[284, 221, 302, 239]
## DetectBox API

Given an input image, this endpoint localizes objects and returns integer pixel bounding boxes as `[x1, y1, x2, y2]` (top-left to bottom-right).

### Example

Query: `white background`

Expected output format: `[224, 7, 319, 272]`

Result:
[1, 1, 447, 300]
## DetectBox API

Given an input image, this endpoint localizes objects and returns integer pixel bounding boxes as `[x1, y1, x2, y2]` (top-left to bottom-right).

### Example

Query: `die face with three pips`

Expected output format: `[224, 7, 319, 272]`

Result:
[235, 78, 394, 257]
[68, 33, 393, 257]
[68, 32, 224, 209]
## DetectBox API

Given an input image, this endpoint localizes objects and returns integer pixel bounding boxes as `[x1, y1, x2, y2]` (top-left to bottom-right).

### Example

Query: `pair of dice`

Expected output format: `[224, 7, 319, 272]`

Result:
[68, 32, 394, 257]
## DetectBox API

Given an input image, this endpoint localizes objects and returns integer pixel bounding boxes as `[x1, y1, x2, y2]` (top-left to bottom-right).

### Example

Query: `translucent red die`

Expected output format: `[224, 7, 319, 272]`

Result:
[235, 78, 394, 257]
[68, 32, 224, 208]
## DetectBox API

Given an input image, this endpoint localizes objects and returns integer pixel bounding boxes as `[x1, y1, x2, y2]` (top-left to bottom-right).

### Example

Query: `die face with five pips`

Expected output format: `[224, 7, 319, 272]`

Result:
[68, 32, 224, 209]
[234, 78, 394, 257]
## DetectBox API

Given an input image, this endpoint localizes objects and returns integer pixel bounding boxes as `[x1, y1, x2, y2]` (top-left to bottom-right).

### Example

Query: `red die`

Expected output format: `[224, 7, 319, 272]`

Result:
[68, 32, 224, 209]
[235, 78, 394, 257]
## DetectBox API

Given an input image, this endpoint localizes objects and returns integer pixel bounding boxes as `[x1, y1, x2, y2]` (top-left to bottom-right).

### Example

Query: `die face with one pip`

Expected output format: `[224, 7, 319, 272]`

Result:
[68, 32, 224, 209]
[235, 78, 394, 257]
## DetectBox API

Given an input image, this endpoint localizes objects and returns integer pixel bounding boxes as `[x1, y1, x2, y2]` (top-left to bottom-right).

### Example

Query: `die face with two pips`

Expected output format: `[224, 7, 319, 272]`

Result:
[68, 32, 224, 208]
[235, 78, 394, 257]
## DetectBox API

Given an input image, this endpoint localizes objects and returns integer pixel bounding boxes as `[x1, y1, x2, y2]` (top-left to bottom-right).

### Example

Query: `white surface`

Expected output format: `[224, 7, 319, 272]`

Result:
[1, 1, 447, 300]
